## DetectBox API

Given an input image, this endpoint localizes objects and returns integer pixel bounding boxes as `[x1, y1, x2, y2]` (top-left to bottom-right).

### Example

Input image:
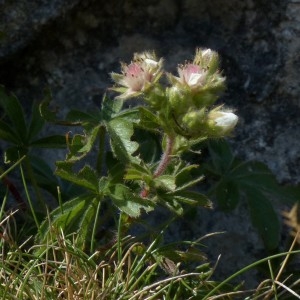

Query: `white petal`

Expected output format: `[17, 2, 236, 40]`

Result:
[188, 73, 205, 86]
[144, 58, 158, 67]
[215, 112, 238, 129]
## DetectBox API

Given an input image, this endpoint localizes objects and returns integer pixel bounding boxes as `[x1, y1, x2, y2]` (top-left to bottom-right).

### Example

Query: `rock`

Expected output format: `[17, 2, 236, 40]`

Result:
[0, 0, 81, 59]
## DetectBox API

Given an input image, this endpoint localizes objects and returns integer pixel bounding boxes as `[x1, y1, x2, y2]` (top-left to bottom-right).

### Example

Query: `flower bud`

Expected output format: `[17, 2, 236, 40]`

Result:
[144, 85, 166, 110]
[207, 109, 238, 136]
[167, 86, 192, 115]
[181, 109, 207, 136]
[193, 48, 220, 75]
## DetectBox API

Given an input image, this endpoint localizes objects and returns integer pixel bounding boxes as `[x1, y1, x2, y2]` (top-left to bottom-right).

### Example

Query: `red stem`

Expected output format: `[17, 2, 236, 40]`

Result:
[153, 135, 174, 178]
[140, 135, 174, 198]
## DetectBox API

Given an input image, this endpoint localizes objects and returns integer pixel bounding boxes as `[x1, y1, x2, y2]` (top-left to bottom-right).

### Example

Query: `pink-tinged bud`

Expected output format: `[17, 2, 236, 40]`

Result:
[111, 51, 163, 100]
[208, 109, 238, 135]
[194, 48, 220, 74]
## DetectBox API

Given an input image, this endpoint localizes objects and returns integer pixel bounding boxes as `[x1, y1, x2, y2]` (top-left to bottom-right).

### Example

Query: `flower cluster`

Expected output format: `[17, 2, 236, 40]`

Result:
[111, 48, 238, 139]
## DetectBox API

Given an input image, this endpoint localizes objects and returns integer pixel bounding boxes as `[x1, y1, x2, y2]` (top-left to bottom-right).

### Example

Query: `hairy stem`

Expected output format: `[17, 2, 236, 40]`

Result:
[153, 135, 175, 178]
[140, 135, 175, 198]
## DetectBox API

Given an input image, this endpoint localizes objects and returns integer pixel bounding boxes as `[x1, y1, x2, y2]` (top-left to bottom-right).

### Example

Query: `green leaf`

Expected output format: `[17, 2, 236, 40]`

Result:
[106, 156, 127, 184]
[0, 85, 27, 142]
[106, 118, 140, 164]
[173, 190, 213, 208]
[109, 184, 154, 217]
[113, 108, 140, 123]
[207, 139, 234, 174]
[37, 195, 100, 249]
[124, 163, 152, 183]
[101, 94, 123, 121]
[4, 146, 27, 163]
[245, 188, 280, 250]
[55, 161, 98, 192]
[39, 89, 59, 122]
[154, 175, 176, 191]
[66, 109, 100, 124]
[30, 155, 59, 196]
[30, 135, 66, 148]
[133, 128, 161, 163]
[66, 125, 101, 162]
[231, 161, 280, 194]
[215, 180, 240, 210]
[0, 119, 19, 144]
[138, 107, 161, 132]
[160, 195, 183, 215]
[27, 102, 45, 141]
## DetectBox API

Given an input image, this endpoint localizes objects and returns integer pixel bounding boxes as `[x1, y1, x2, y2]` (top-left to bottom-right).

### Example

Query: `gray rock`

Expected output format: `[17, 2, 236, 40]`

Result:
[0, 0, 81, 59]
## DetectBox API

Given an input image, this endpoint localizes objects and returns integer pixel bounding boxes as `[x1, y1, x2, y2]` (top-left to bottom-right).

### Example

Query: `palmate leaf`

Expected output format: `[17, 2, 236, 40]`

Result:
[101, 94, 123, 121]
[138, 106, 161, 132]
[154, 175, 176, 192]
[244, 188, 280, 250]
[124, 162, 152, 185]
[66, 109, 100, 124]
[214, 179, 240, 210]
[55, 161, 98, 192]
[37, 195, 100, 250]
[231, 160, 282, 196]
[173, 190, 212, 208]
[30, 135, 66, 148]
[106, 118, 140, 164]
[159, 194, 184, 215]
[109, 184, 154, 217]
[39, 89, 60, 122]
[0, 119, 19, 144]
[65, 124, 101, 162]
[27, 102, 45, 142]
[207, 139, 234, 174]
[0, 85, 28, 143]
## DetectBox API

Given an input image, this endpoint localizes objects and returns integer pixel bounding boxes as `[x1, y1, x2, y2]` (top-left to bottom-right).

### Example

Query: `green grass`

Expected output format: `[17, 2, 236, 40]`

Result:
[0, 206, 299, 300]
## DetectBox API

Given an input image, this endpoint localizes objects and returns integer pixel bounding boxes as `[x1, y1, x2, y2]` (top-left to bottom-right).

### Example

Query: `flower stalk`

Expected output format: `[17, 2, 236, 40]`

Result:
[153, 135, 175, 178]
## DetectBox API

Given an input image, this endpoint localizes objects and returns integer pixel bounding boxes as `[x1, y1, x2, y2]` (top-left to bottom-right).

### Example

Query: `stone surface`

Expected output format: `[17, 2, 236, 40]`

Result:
[0, 0, 300, 288]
